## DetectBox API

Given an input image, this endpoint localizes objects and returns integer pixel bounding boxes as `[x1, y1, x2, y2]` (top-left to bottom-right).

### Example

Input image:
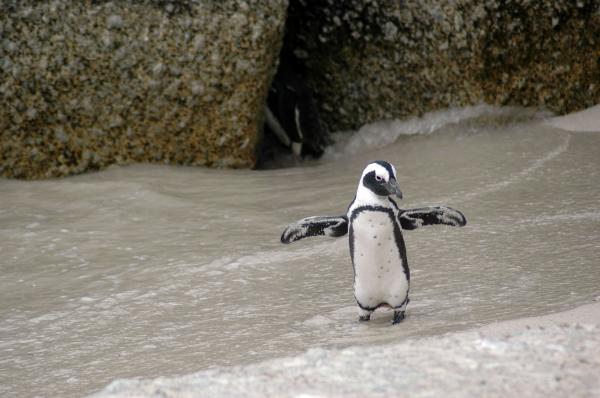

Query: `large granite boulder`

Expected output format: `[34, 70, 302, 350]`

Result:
[284, 0, 600, 132]
[0, 0, 287, 179]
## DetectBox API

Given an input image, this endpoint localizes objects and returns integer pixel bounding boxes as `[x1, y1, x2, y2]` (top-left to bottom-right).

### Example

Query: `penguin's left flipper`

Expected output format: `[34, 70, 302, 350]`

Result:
[399, 206, 467, 230]
[281, 215, 348, 244]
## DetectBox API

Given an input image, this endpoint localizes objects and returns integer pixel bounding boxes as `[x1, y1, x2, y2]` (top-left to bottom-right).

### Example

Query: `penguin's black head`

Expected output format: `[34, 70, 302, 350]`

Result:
[361, 161, 403, 198]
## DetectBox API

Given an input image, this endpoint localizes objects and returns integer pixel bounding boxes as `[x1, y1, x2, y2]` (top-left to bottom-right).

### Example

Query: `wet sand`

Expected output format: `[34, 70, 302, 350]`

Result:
[93, 300, 600, 398]
[93, 103, 600, 397]
[546, 104, 600, 133]
[479, 300, 600, 338]
[2, 104, 599, 397]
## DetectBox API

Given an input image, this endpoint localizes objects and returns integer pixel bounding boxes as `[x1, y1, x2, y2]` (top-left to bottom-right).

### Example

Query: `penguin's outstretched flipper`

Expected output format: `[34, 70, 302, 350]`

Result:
[399, 207, 466, 230]
[281, 215, 348, 244]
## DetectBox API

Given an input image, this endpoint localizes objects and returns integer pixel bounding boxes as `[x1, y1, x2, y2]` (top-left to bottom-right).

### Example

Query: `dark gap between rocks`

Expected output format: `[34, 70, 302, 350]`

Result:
[256, 3, 332, 170]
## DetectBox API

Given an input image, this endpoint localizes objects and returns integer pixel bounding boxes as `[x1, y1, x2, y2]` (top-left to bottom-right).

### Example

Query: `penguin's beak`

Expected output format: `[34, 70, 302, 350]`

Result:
[383, 178, 403, 199]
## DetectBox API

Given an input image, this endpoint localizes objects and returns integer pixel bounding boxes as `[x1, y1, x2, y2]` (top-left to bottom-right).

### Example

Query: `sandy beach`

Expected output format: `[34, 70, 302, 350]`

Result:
[546, 104, 600, 133]
[3, 103, 598, 398]
[93, 105, 600, 397]
[479, 300, 600, 338]
[93, 300, 600, 398]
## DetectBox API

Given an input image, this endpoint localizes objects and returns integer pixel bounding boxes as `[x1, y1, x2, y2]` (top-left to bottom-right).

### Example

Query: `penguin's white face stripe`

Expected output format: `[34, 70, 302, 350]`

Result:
[355, 161, 402, 201]
[361, 163, 391, 184]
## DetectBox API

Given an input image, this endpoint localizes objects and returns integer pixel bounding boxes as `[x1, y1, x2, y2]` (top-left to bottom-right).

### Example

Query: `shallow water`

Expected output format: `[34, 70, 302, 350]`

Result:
[1, 107, 599, 397]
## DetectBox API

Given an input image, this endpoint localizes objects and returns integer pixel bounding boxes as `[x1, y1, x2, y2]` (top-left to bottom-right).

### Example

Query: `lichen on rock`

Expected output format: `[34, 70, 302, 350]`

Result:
[0, 0, 287, 179]
[284, 0, 600, 132]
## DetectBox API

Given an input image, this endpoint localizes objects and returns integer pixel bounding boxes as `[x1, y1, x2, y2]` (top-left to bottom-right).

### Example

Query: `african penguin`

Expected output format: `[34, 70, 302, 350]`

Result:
[260, 54, 329, 165]
[281, 160, 467, 324]
[348, 161, 409, 323]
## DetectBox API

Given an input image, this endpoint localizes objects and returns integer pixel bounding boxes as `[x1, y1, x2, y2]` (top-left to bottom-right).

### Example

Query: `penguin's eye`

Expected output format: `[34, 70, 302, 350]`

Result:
[375, 175, 383, 182]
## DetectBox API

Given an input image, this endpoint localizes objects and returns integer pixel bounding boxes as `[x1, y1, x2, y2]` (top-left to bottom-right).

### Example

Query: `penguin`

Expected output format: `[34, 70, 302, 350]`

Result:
[281, 160, 467, 324]
[258, 54, 330, 167]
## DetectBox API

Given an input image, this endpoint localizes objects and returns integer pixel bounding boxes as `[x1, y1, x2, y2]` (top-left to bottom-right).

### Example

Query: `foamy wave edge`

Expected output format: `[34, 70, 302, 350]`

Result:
[325, 104, 550, 158]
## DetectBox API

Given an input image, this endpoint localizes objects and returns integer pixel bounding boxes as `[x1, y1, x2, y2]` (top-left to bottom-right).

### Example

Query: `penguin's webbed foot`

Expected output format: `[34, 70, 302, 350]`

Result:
[392, 310, 405, 325]
[358, 314, 371, 322]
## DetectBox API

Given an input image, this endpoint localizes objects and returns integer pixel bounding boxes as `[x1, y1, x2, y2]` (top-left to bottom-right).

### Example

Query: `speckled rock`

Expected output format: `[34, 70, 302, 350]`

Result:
[0, 0, 287, 179]
[284, 0, 600, 131]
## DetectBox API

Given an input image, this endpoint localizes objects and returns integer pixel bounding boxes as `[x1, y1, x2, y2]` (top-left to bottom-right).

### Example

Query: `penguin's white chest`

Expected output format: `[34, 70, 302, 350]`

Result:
[351, 210, 408, 309]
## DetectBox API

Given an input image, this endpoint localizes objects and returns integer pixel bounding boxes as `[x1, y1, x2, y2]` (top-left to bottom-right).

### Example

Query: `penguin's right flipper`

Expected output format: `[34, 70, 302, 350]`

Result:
[281, 215, 348, 244]
[399, 206, 467, 230]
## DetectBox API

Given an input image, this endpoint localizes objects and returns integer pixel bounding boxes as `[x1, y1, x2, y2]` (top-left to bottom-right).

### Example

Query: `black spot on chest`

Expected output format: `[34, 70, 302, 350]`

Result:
[348, 205, 410, 280]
